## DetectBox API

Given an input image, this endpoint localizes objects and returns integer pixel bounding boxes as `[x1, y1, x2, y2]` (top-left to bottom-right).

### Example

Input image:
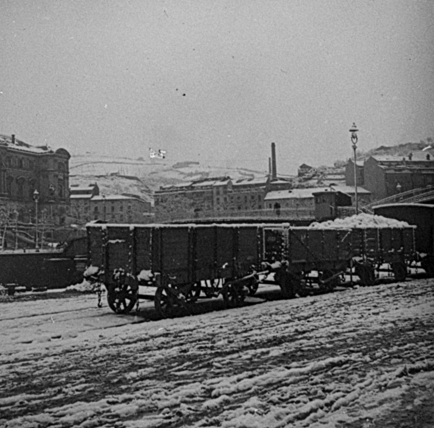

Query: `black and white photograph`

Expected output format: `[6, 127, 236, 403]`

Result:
[0, 1, 433, 427]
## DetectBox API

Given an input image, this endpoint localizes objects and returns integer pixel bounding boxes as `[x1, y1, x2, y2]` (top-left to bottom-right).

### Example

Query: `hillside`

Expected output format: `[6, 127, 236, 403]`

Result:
[360, 138, 433, 160]
[69, 152, 268, 202]
[70, 139, 433, 202]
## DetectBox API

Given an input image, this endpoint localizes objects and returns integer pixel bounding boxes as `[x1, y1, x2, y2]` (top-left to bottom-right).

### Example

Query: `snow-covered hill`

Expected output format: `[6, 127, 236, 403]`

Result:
[69, 152, 268, 201]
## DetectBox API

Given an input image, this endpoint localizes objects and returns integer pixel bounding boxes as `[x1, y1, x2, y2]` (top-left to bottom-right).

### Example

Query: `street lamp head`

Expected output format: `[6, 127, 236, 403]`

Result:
[33, 189, 40, 201]
[349, 122, 359, 147]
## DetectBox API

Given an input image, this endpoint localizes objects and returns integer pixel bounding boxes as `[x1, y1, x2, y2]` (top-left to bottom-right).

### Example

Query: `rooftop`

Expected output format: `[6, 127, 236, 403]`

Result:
[0, 134, 57, 155]
[264, 185, 370, 201]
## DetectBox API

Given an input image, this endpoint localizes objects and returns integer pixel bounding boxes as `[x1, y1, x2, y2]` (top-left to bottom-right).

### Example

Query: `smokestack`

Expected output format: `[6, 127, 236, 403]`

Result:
[268, 157, 272, 178]
[271, 142, 277, 180]
[11, 134, 15, 145]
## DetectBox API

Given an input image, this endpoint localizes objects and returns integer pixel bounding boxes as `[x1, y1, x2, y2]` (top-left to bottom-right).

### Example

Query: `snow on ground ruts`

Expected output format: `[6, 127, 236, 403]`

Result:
[0, 279, 433, 428]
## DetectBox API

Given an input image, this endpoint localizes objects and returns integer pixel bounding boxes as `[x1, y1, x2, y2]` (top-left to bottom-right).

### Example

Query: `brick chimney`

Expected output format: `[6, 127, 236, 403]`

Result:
[271, 142, 277, 180]
[11, 134, 15, 144]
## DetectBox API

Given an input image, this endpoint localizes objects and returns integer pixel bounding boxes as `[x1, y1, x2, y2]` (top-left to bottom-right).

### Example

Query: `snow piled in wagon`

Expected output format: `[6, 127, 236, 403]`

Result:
[309, 213, 412, 229]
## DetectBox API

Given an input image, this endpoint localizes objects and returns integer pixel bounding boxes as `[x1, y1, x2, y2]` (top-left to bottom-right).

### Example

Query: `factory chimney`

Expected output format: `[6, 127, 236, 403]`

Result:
[271, 142, 277, 180]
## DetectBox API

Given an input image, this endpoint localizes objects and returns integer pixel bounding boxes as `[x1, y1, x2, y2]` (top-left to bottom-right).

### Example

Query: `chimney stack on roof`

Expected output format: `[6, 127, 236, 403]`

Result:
[271, 142, 277, 180]
[11, 134, 15, 145]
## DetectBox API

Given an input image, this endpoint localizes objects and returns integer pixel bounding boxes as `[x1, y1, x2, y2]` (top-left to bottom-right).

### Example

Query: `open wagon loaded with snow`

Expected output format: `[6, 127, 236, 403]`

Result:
[309, 214, 417, 285]
[84, 223, 267, 317]
[262, 214, 417, 293]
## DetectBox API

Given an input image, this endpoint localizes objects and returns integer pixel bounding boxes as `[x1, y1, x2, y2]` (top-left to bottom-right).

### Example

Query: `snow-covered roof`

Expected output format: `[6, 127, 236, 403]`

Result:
[0, 134, 57, 155]
[233, 177, 268, 186]
[265, 188, 319, 201]
[371, 151, 434, 163]
[269, 179, 290, 185]
[327, 184, 371, 195]
[70, 184, 97, 191]
[92, 195, 139, 202]
[70, 194, 93, 200]
[265, 185, 371, 201]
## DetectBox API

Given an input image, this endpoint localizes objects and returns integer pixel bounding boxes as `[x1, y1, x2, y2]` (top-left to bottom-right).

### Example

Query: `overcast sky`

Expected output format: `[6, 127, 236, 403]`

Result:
[1, 0, 433, 174]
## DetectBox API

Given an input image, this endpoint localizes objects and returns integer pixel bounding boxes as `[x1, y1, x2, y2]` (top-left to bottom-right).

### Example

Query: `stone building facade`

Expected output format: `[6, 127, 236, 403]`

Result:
[154, 176, 292, 221]
[362, 154, 434, 201]
[0, 134, 70, 225]
[68, 184, 152, 224]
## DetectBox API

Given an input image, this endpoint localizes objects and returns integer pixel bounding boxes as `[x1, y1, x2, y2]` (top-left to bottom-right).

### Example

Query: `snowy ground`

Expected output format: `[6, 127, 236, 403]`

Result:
[0, 279, 433, 428]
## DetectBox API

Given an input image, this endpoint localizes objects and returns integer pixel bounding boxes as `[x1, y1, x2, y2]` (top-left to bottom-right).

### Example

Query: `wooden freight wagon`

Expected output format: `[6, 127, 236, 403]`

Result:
[348, 226, 416, 284]
[373, 204, 434, 277]
[85, 223, 266, 317]
[262, 223, 417, 292]
[262, 226, 354, 297]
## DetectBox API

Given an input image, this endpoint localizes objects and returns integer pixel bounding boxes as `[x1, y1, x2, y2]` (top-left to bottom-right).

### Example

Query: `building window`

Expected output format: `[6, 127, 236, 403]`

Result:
[6, 177, 12, 196]
[17, 180, 24, 199]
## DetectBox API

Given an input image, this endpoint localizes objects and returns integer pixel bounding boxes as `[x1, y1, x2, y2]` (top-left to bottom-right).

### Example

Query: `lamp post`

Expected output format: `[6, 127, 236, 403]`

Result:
[103, 195, 106, 222]
[33, 189, 39, 250]
[349, 123, 359, 214]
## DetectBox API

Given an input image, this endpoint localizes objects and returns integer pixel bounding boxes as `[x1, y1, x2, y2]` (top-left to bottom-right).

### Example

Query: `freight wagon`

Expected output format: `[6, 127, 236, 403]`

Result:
[0, 236, 87, 292]
[85, 220, 416, 318]
[373, 203, 434, 277]
[85, 223, 267, 317]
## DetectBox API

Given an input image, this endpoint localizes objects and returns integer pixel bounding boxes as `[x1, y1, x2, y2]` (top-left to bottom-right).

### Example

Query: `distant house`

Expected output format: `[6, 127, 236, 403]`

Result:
[264, 185, 371, 211]
[264, 188, 318, 210]
[68, 183, 151, 224]
[69, 183, 99, 198]
[90, 195, 151, 223]
[363, 154, 434, 200]
[345, 159, 364, 186]
[154, 174, 293, 221]
[298, 163, 314, 177]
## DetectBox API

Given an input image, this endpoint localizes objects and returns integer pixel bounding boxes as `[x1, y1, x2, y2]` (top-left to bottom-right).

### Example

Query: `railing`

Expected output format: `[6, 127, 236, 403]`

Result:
[156, 207, 316, 223]
[365, 186, 434, 209]
[396, 189, 434, 204]
[0, 223, 59, 251]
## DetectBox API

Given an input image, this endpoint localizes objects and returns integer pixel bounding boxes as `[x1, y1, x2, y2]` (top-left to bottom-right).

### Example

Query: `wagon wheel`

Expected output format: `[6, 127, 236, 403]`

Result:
[154, 286, 175, 318]
[355, 262, 376, 286]
[107, 282, 138, 314]
[222, 281, 246, 308]
[391, 261, 407, 282]
[319, 270, 340, 292]
[275, 269, 300, 298]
